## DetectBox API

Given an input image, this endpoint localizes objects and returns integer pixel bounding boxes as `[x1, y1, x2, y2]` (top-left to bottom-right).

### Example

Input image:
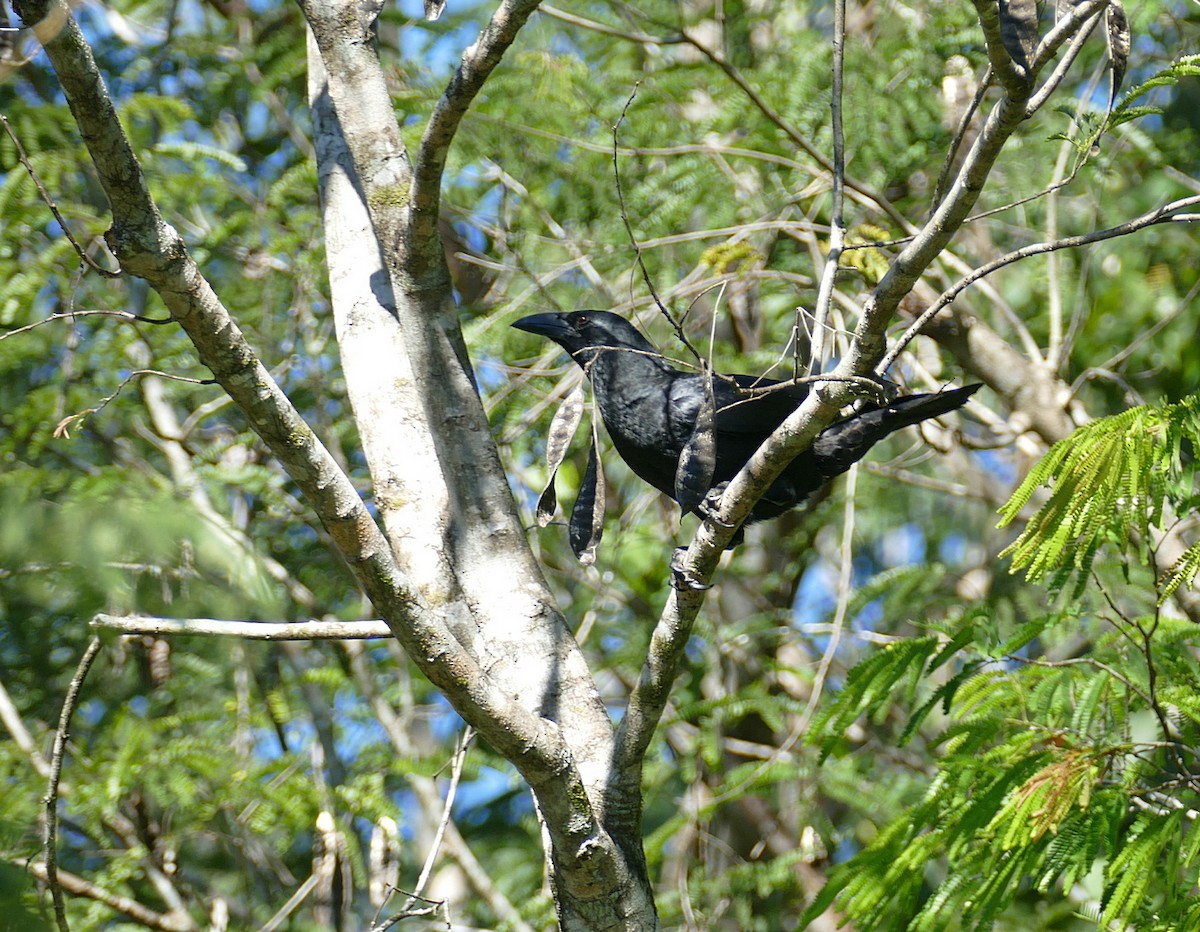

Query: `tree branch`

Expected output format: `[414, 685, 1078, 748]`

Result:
[27, 861, 196, 932]
[880, 194, 1200, 374]
[91, 614, 392, 640]
[808, 0, 847, 373]
[14, 2, 610, 871]
[410, 0, 545, 272]
[615, 0, 1115, 786]
[303, 5, 655, 924]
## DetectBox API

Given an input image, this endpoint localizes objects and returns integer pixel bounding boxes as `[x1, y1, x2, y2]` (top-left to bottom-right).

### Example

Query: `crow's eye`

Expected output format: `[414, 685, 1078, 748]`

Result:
[575, 314, 588, 327]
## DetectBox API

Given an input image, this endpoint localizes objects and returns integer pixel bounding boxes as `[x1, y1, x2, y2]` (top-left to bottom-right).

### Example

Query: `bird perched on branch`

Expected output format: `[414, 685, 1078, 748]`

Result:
[513, 309, 978, 542]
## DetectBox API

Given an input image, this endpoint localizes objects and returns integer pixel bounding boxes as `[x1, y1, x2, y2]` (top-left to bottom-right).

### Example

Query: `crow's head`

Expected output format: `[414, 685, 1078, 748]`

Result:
[512, 310, 660, 369]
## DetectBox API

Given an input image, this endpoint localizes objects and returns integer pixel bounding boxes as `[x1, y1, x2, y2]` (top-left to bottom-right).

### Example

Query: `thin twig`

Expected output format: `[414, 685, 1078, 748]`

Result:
[371, 892, 450, 932]
[668, 22, 910, 231]
[407, 728, 473, 906]
[1009, 655, 1154, 707]
[711, 463, 859, 810]
[1025, 6, 1105, 116]
[611, 86, 702, 363]
[877, 195, 1200, 375]
[469, 110, 812, 171]
[0, 115, 120, 277]
[1042, 48, 1109, 372]
[52, 369, 215, 439]
[806, 463, 857, 722]
[343, 645, 535, 932]
[808, 0, 846, 374]
[44, 637, 103, 932]
[539, 4, 683, 45]
[1, 310, 172, 343]
[932, 65, 992, 211]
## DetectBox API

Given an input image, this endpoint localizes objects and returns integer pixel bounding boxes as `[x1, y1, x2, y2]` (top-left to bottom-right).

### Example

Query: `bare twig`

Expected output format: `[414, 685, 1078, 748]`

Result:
[877, 194, 1200, 375]
[52, 369, 215, 439]
[371, 891, 450, 932]
[44, 636, 102, 932]
[933, 65, 992, 211]
[808, 0, 847, 374]
[1, 309, 172, 342]
[343, 643, 534, 932]
[469, 110, 812, 171]
[0, 114, 119, 276]
[400, 728, 473, 917]
[539, 4, 683, 45]
[809, 462, 857, 719]
[611, 85, 701, 362]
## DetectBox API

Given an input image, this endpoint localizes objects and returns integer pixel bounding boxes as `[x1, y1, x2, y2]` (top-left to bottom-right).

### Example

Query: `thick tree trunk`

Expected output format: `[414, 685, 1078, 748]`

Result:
[301, 4, 659, 927]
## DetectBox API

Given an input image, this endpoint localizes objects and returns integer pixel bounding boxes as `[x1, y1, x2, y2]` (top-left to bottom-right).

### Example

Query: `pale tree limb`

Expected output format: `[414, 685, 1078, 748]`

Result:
[303, 2, 651, 925]
[91, 613, 391, 640]
[13, 9, 627, 928]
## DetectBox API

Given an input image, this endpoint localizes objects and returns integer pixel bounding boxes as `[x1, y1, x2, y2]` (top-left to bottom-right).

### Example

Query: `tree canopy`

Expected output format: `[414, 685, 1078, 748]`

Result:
[1, 0, 1199, 929]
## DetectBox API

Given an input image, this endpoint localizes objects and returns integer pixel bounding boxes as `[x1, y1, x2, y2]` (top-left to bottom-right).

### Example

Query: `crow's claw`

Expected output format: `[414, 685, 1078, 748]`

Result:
[670, 547, 712, 591]
[696, 485, 737, 527]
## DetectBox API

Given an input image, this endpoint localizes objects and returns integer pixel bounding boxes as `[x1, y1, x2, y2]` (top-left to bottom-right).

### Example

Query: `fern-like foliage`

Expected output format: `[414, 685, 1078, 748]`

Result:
[998, 393, 1200, 601]
[804, 600, 1200, 930]
[804, 394, 1200, 929]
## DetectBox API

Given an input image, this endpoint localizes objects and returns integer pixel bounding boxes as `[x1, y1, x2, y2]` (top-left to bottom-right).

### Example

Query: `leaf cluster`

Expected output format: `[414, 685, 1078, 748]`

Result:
[998, 393, 1200, 601]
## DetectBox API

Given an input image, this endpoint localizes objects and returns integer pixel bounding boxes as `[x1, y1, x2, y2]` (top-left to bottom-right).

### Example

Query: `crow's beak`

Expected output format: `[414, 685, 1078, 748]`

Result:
[511, 312, 573, 341]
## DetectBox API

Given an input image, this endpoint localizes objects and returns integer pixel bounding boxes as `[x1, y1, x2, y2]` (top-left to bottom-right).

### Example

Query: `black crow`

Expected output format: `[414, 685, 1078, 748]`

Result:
[513, 310, 978, 528]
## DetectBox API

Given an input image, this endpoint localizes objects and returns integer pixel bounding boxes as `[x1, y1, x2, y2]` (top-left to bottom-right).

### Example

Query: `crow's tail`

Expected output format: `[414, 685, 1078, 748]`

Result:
[811, 383, 981, 476]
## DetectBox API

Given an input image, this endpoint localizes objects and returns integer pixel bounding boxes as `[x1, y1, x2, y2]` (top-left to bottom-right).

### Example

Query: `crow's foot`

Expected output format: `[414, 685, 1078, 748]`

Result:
[696, 484, 736, 528]
[670, 547, 712, 591]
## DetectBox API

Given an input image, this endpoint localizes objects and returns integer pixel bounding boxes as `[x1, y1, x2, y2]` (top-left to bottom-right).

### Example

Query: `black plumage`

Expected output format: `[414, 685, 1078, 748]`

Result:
[513, 310, 979, 526]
